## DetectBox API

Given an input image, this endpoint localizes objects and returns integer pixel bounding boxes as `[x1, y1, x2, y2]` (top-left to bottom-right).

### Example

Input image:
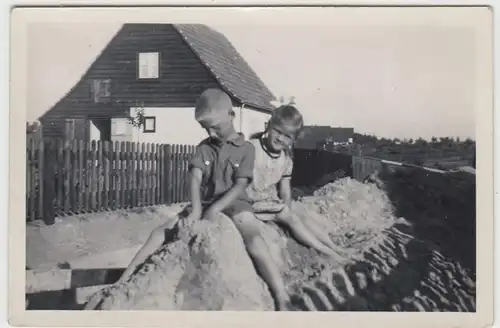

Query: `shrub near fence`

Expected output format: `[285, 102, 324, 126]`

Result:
[26, 138, 196, 224]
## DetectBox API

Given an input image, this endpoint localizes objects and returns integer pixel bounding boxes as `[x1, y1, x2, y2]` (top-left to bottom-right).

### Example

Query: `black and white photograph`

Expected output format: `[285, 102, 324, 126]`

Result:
[9, 5, 494, 328]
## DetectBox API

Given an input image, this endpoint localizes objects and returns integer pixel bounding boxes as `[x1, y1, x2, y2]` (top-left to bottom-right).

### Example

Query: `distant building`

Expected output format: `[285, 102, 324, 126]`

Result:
[295, 126, 354, 150]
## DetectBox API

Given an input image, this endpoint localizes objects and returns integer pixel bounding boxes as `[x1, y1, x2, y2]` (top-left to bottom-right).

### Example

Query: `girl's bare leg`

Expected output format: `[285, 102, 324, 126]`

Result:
[232, 211, 291, 311]
[301, 218, 339, 251]
[275, 210, 345, 261]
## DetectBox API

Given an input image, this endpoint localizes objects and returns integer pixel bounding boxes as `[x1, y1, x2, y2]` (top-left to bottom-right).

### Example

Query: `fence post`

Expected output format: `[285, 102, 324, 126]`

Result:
[103, 141, 110, 210]
[163, 144, 172, 205]
[71, 140, 78, 214]
[37, 139, 44, 221]
[42, 139, 56, 225]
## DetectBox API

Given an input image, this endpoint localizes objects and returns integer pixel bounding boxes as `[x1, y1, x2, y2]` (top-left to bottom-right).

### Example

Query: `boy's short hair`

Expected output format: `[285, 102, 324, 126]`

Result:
[195, 88, 234, 122]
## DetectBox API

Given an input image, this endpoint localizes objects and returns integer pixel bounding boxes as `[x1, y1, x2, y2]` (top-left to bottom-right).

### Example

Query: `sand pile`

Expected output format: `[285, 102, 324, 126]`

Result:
[85, 213, 288, 310]
[84, 172, 476, 311]
[292, 178, 398, 251]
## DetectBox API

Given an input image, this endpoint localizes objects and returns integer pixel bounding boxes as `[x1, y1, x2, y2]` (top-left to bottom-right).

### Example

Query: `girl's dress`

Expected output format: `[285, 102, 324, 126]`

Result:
[246, 136, 294, 221]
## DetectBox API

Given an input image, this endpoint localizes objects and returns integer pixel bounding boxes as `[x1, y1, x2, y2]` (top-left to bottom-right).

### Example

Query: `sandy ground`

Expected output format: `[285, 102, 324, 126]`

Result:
[26, 203, 187, 270]
[25, 171, 476, 312]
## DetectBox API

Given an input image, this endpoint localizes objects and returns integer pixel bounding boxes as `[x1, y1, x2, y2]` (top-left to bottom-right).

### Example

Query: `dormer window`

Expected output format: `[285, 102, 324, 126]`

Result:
[137, 52, 160, 79]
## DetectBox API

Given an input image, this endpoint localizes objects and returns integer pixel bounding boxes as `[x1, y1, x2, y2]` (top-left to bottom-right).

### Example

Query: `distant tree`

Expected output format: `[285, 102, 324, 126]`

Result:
[26, 120, 40, 134]
[464, 137, 474, 146]
[414, 137, 428, 147]
[431, 136, 438, 143]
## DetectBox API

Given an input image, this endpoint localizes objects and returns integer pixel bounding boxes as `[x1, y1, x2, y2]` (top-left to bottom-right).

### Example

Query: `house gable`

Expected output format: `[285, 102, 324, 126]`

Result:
[39, 24, 276, 139]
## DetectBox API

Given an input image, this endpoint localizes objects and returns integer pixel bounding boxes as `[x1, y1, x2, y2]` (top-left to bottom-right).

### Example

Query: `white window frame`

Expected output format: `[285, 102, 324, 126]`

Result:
[143, 116, 156, 133]
[137, 52, 160, 79]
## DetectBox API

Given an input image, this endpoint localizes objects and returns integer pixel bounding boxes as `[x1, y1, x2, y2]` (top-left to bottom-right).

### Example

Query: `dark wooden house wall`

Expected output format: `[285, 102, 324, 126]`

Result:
[40, 24, 220, 139]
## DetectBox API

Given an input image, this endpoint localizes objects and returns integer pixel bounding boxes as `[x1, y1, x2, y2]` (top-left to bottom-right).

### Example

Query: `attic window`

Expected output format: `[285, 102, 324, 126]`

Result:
[138, 52, 160, 79]
[90, 79, 111, 103]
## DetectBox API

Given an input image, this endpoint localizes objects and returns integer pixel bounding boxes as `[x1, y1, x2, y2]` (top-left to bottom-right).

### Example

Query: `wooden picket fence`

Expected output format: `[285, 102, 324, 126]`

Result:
[26, 138, 196, 224]
[27, 139, 451, 224]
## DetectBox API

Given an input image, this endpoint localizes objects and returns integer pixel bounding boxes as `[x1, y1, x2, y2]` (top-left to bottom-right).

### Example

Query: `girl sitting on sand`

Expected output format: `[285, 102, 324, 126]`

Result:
[246, 105, 346, 260]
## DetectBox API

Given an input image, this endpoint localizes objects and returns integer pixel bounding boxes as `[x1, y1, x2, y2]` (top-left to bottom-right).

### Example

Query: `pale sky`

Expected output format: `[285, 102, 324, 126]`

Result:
[28, 22, 476, 140]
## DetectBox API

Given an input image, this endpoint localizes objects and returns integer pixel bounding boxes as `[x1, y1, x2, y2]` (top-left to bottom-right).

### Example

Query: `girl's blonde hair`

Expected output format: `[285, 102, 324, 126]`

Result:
[268, 105, 304, 136]
[249, 105, 304, 156]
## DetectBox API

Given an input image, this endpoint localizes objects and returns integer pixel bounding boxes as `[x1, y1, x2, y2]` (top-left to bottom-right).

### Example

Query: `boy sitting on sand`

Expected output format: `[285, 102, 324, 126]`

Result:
[247, 105, 347, 261]
[112, 88, 292, 311]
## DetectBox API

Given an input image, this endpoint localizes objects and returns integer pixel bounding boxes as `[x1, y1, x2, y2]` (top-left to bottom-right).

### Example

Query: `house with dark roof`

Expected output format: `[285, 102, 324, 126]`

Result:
[295, 126, 354, 150]
[38, 24, 276, 145]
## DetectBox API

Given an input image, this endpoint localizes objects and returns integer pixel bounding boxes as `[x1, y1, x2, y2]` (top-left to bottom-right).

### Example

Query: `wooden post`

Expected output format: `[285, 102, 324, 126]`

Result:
[172, 145, 179, 203]
[71, 140, 78, 214]
[90, 140, 97, 211]
[155, 144, 160, 205]
[103, 141, 110, 210]
[78, 140, 85, 213]
[131, 142, 137, 208]
[119, 142, 126, 210]
[163, 145, 171, 204]
[37, 139, 44, 221]
[42, 139, 56, 225]
[63, 140, 71, 213]
[97, 141, 104, 210]
[126, 142, 132, 208]
[56, 139, 64, 215]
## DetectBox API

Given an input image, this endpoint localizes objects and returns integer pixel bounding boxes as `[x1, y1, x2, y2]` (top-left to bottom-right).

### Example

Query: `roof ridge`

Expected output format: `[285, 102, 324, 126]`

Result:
[172, 24, 275, 112]
[171, 24, 242, 107]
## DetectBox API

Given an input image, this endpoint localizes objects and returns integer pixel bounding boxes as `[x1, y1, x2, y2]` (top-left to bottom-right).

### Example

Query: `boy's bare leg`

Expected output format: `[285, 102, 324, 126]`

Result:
[275, 210, 345, 261]
[116, 216, 179, 284]
[232, 211, 291, 311]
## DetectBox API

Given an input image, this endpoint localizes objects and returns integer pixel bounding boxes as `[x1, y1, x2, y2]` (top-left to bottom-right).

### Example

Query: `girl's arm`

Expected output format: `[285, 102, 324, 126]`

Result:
[278, 177, 293, 208]
[278, 156, 294, 207]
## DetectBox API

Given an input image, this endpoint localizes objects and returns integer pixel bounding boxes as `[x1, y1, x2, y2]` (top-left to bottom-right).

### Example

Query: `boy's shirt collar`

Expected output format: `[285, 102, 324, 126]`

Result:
[208, 133, 246, 147]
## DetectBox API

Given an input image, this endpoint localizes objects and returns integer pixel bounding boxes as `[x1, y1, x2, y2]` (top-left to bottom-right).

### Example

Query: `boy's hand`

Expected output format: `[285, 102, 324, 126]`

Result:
[178, 210, 202, 229]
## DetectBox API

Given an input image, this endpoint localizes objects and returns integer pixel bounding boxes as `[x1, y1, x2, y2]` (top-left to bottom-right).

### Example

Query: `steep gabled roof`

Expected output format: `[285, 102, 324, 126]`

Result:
[173, 24, 276, 113]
